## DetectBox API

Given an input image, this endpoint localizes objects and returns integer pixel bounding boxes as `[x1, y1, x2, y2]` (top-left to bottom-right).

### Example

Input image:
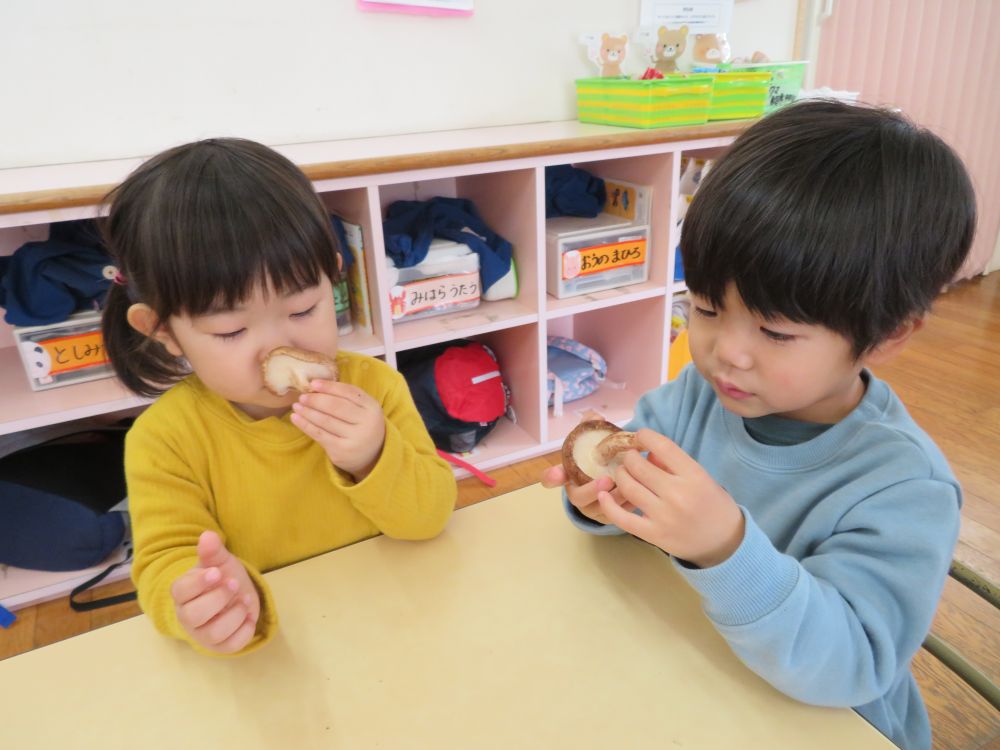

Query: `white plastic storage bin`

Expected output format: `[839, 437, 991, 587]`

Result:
[387, 239, 481, 322]
[14, 311, 114, 391]
[545, 177, 652, 299]
[546, 223, 650, 299]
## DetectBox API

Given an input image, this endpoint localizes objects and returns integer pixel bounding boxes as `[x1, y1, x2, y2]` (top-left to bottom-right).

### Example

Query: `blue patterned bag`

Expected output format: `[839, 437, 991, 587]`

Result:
[546, 336, 606, 417]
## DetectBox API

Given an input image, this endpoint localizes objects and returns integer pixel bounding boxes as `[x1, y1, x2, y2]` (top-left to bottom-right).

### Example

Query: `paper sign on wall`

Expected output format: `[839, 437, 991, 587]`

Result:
[639, 0, 733, 33]
[358, 0, 473, 16]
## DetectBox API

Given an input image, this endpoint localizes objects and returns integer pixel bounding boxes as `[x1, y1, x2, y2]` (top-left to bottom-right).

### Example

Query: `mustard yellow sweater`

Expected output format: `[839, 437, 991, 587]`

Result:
[125, 351, 456, 655]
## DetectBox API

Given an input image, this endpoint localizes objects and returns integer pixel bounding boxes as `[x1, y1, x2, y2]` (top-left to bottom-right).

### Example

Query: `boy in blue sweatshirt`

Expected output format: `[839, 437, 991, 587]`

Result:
[543, 100, 976, 750]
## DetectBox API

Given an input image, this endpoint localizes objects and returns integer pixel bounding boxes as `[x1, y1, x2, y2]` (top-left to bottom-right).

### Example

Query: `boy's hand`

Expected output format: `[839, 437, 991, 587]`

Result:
[291, 380, 386, 481]
[596, 428, 745, 568]
[171, 531, 260, 654]
[541, 464, 634, 525]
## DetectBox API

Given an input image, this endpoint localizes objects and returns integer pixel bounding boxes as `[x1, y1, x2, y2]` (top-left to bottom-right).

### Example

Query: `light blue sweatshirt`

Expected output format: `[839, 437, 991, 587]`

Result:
[566, 366, 960, 750]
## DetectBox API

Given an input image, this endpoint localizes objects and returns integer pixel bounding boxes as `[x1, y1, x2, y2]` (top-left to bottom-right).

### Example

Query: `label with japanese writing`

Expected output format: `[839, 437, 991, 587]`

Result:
[389, 271, 481, 319]
[562, 237, 647, 280]
[40, 330, 110, 375]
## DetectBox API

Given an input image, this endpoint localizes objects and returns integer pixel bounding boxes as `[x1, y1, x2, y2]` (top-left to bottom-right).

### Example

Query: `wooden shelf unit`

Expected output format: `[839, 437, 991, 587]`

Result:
[0, 120, 745, 609]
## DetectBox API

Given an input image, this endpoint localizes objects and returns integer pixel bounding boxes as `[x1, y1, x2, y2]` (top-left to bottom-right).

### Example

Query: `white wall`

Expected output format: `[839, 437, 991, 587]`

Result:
[0, 0, 798, 170]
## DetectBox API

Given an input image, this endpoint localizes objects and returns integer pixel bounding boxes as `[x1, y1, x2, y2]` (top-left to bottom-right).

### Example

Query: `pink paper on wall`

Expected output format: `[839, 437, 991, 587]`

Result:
[357, 0, 473, 16]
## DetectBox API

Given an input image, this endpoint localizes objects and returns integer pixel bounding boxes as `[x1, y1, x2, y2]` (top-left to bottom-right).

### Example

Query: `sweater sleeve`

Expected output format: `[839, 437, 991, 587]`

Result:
[125, 422, 279, 657]
[673, 478, 960, 706]
[328, 367, 456, 539]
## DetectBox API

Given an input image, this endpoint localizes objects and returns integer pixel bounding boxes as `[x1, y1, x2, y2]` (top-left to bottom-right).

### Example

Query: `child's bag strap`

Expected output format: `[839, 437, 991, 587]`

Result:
[68, 546, 137, 612]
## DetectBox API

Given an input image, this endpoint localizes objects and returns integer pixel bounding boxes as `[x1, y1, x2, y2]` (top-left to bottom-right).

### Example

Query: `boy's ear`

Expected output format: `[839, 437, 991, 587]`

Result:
[861, 317, 925, 366]
[127, 303, 183, 358]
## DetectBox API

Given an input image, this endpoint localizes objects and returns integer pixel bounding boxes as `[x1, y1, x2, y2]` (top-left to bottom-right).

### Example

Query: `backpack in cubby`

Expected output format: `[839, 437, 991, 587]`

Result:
[546, 336, 607, 417]
[398, 340, 512, 454]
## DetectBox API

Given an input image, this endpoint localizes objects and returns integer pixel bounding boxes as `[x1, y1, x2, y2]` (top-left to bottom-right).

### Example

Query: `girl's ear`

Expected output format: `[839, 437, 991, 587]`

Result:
[127, 303, 183, 357]
[861, 317, 925, 367]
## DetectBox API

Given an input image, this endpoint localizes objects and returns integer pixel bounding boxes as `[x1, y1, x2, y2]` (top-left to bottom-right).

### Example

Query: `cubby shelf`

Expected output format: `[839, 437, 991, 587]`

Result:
[0, 119, 745, 608]
[545, 281, 668, 320]
[0, 344, 149, 436]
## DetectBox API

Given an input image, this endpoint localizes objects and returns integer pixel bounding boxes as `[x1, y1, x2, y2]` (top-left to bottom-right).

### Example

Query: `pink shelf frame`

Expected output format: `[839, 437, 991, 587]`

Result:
[0, 130, 739, 607]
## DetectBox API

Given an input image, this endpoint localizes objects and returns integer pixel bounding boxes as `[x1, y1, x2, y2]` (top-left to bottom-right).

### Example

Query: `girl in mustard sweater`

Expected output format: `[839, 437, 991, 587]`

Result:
[100, 138, 456, 656]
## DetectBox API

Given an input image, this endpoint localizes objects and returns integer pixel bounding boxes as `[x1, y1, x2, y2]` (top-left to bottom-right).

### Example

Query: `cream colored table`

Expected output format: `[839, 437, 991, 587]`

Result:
[1, 484, 894, 749]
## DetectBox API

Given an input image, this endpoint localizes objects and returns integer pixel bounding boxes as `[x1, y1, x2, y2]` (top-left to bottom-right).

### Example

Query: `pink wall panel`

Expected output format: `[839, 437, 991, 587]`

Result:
[815, 0, 1000, 278]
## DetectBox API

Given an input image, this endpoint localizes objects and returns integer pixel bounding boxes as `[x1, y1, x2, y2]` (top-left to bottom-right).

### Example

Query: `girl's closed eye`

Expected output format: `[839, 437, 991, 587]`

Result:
[694, 306, 717, 318]
[215, 328, 246, 341]
[291, 303, 318, 319]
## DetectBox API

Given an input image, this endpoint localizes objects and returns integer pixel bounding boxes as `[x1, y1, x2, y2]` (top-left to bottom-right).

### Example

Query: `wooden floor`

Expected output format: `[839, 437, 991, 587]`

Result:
[2, 274, 998, 749]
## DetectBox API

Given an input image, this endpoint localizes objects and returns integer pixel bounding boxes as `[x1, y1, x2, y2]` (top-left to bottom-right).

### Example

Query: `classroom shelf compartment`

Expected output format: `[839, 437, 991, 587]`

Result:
[545, 296, 668, 443]
[0, 344, 149, 436]
[545, 280, 668, 320]
[0, 545, 132, 612]
[377, 168, 541, 348]
[546, 151, 677, 304]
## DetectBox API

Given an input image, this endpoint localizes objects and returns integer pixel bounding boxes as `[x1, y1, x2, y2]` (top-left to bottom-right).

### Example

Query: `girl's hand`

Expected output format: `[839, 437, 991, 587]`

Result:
[291, 380, 386, 481]
[171, 531, 260, 654]
[595, 428, 746, 568]
[541, 464, 634, 525]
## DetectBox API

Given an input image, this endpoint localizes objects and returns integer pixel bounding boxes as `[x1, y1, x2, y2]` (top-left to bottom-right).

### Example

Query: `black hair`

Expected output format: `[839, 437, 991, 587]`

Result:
[100, 138, 341, 397]
[680, 99, 976, 356]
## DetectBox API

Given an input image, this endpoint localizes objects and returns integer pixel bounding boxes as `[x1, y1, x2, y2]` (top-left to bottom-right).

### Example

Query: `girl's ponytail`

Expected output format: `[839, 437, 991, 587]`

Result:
[101, 281, 184, 398]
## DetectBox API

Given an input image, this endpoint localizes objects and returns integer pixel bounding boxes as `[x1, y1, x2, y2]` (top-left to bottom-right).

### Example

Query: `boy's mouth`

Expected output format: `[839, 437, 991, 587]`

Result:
[715, 378, 753, 400]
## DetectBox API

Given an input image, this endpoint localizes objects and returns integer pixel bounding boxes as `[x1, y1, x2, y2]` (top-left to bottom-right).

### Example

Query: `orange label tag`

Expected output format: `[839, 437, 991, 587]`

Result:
[562, 238, 647, 280]
[389, 271, 481, 319]
[41, 331, 110, 375]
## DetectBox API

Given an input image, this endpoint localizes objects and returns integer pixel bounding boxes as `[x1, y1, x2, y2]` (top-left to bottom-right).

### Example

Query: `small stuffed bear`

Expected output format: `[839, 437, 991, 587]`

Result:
[654, 25, 688, 74]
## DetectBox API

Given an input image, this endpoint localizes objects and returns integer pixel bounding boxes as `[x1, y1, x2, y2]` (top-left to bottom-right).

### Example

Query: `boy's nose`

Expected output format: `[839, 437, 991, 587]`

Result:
[715, 334, 753, 370]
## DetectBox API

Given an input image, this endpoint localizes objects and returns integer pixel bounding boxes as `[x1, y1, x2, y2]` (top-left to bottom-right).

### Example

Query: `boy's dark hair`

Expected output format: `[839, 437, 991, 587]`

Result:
[100, 138, 341, 397]
[681, 99, 976, 356]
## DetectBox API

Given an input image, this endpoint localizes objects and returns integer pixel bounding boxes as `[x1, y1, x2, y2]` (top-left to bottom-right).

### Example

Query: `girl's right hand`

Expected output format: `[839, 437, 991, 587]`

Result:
[170, 531, 260, 654]
[541, 465, 617, 525]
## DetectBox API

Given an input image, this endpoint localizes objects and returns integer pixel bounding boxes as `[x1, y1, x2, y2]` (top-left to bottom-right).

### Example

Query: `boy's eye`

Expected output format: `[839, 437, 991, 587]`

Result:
[694, 306, 717, 318]
[291, 304, 318, 319]
[214, 328, 246, 341]
[761, 327, 794, 342]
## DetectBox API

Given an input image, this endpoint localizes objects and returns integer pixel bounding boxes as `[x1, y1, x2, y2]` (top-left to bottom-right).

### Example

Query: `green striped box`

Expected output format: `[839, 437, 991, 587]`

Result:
[706, 71, 771, 121]
[730, 61, 808, 114]
[575, 75, 714, 129]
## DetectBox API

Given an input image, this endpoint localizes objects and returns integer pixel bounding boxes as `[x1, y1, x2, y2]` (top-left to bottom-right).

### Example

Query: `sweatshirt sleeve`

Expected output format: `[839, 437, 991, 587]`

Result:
[328, 367, 456, 539]
[125, 423, 279, 657]
[672, 479, 959, 706]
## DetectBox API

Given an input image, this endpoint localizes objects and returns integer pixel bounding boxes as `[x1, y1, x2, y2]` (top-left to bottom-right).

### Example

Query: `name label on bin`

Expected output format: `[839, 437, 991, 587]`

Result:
[38, 331, 110, 375]
[389, 271, 481, 319]
[563, 237, 647, 280]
